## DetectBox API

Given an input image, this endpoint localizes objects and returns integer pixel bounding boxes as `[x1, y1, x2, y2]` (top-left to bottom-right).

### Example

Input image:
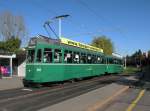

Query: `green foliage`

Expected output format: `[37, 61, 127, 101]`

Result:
[0, 37, 21, 52]
[0, 41, 5, 50]
[15, 48, 26, 55]
[91, 36, 114, 55]
[123, 66, 140, 74]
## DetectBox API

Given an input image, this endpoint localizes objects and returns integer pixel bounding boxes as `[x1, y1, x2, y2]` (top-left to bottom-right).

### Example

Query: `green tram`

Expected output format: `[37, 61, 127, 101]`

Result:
[23, 35, 123, 86]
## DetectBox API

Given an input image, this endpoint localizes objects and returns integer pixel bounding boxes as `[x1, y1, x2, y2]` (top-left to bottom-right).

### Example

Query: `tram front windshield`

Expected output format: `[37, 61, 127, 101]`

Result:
[27, 49, 35, 63]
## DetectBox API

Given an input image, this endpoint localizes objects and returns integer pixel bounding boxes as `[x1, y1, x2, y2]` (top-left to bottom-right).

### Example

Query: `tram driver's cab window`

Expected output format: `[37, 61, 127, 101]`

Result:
[36, 49, 42, 62]
[54, 49, 62, 63]
[27, 49, 35, 63]
[43, 48, 52, 63]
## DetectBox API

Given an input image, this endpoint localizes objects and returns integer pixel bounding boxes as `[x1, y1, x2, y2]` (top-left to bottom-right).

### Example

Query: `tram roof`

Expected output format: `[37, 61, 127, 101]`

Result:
[106, 55, 122, 60]
[38, 42, 104, 55]
[28, 35, 104, 55]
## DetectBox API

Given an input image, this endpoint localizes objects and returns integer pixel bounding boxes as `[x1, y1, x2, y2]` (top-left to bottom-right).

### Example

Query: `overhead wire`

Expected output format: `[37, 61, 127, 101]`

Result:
[76, 0, 126, 38]
[30, 0, 97, 39]
[27, 0, 121, 39]
[29, 0, 60, 38]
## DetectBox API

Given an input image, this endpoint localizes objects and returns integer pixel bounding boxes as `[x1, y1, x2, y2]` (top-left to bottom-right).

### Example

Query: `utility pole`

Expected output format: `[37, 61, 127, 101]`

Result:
[124, 57, 126, 69]
[55, 15, 70, 38]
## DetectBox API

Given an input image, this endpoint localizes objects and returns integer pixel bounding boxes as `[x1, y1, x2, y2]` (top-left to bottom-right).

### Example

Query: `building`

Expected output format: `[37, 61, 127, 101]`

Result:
[0, 50, 26, 78]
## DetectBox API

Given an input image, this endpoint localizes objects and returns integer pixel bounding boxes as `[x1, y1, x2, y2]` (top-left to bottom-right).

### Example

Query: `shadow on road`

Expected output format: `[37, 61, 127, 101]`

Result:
[116, 68, 150, 91]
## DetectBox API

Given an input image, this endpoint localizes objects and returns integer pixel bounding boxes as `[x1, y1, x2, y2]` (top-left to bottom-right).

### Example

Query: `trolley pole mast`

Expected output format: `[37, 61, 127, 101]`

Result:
[55, 15, 70, 38]
[59, 18, 61, 38]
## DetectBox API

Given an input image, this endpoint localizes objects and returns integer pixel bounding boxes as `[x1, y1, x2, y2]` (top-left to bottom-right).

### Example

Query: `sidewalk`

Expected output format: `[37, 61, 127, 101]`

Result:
[39, 83, 129, 111]
[0, 76, 23, 90]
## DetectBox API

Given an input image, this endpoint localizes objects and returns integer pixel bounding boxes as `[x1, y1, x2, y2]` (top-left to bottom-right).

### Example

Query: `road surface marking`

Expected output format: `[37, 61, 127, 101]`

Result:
[126, 89, 145, 111]
[87, 86, 129, 111]
[22, 88, 33, 91]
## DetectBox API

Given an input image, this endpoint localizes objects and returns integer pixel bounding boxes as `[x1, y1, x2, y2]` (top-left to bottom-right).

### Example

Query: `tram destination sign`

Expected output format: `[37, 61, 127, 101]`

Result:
[60, 37, 103, 53]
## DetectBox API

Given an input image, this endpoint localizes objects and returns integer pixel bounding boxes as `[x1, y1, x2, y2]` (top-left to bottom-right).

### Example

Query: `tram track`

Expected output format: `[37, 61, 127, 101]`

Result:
[0, 75, 118, 100]
[0, 75, 122, 111]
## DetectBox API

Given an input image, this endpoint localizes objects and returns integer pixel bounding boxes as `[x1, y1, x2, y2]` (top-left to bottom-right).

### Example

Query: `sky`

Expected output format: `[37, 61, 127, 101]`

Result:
[0, 0, 150, 56]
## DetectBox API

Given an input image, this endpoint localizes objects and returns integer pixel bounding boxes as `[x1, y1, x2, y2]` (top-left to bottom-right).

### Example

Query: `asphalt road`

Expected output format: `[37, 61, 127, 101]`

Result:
[0, 75, 119, 111]
[0, 74, 144, 111]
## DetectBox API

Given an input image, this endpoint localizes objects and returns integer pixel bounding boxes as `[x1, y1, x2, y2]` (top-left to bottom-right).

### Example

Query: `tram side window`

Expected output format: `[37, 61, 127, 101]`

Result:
[113, 59, 117, 64]
[87, 54, 92, 64]
[102, 57, 106, 64]
[73, 52, 80, 63]
[97, 56, 102, 64]
[36, 49, 42, 62]
[27, 50, 35, 63]
[43, 48, 52, 63]
[118, 59, 123, 65]
[92, 55, 97, 64]
[54, 49, 62, 63]
[109, 58, 114, 64]
[64, 50, 72, 63]
[115, 59, 119, 64]
[100, 56, 104, 64]
[80, 53, 87, 64]
[120, 60, 123, 65]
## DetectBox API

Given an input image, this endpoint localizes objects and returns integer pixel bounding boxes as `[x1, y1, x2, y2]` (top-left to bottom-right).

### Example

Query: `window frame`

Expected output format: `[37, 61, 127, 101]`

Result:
[53, 48, 62, 63]
[36, 48, 42, 63]
[43, 48, 53, 63]
[26, 49, 35, 63]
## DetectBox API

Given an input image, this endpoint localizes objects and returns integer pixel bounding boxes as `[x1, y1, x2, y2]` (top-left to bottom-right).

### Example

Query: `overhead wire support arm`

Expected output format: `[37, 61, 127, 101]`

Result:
[43, 14, 70, 39]
[43, 21, 59, 39]
[43, 23, 51, 38]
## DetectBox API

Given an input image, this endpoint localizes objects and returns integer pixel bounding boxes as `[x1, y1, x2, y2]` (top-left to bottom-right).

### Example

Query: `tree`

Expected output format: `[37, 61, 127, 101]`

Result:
[126, 49, 150, 66]
[0, 11, 26, 41]
[5, 37, 21, 52]
[91, 36, 114, 55]
[0, 41, 5, 51]
[0, 11, 26, 52]
[148, 50, 150, 65]
[0, 37, 21, 52]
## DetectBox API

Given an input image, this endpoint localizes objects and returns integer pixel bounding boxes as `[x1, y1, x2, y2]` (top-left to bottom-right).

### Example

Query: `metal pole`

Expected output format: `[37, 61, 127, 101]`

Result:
[59, 18, 61, 38]
[10, 58, 12, 77]
[124, 57, 126, 69]
[55, 15, 70, 38]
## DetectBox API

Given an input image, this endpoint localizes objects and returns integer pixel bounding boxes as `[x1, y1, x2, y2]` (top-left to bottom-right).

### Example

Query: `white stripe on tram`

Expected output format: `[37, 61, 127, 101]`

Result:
[26, 63, 122, 66]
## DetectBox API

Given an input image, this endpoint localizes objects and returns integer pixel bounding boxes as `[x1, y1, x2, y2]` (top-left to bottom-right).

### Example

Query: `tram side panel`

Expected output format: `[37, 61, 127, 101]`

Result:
[25, 63, 108, 83]
[106, 64, 123, 74]
[25, 64, 64, 83]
